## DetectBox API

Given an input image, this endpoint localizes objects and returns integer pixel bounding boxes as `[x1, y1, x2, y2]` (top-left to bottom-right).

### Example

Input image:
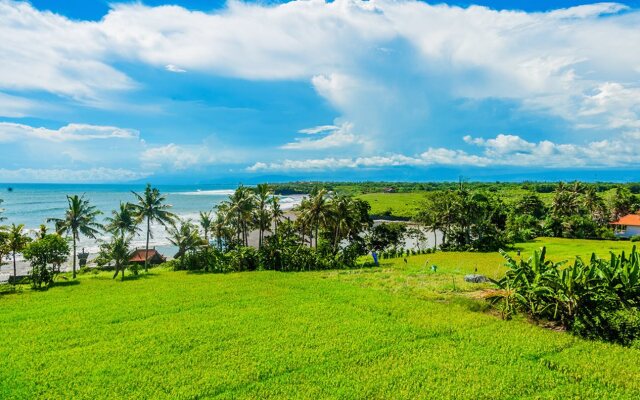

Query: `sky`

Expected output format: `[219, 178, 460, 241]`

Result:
[1, 0, 640, 183]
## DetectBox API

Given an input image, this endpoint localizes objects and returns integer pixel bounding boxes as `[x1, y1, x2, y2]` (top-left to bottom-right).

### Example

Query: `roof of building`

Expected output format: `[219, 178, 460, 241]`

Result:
[611, 214, 640, 226]
[129, 248, 165, 263]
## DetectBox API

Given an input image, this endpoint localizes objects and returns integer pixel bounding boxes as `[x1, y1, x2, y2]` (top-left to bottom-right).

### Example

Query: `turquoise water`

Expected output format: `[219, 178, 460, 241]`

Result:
[0, 184, 238, 255]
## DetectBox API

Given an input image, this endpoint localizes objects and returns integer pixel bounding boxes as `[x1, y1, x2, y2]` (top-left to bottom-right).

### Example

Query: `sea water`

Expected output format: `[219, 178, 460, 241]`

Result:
[0, 183, 301, 259]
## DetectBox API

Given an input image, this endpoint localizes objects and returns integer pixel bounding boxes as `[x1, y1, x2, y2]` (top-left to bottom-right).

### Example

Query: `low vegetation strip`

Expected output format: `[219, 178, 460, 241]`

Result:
[1, 268, 639, 399]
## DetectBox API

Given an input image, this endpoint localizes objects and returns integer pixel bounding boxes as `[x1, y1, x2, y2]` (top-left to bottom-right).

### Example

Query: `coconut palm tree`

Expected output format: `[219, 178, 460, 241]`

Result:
[329, 195, 354, 251]
[254, 184, 272, 248]
[227, 186, 255, 246]
[99, 235, 133, 281]
[6, 223, 31, 281]
[299, 189, 332, 249]
[48, 195, 102, 279]
[36, 224, 48, 240]
[105, 202, 140, 238]
[270, 196, 284, 233]
[199, 210, 213, 246]
[167, 219, 203, 268]
[212, 203, 231, 251]
[130, 184, 176, 272]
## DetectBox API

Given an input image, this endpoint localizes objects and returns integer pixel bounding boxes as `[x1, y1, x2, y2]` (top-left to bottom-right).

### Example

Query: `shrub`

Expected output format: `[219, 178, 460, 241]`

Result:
[488, 247, 640, 345]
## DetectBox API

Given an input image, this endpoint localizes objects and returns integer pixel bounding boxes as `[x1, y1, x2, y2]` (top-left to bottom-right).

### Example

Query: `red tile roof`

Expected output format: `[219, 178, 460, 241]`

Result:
[129, 249, 164, 263]
[611, 214, 640, 226]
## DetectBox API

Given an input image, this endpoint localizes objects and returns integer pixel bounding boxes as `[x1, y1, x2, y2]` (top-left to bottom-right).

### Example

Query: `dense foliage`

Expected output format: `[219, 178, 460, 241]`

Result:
[489, 247, 640, 346]
[22, 234, 69, 288]
[173, 185, 374, 272]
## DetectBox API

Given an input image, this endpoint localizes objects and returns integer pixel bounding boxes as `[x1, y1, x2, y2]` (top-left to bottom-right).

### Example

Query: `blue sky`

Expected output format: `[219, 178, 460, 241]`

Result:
[1, 0, 640, 183]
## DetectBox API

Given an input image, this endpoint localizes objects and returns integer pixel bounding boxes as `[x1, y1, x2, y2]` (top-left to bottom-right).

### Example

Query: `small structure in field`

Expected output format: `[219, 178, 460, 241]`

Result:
[610, 214, 640, 238]
[129, 248, 166, 265]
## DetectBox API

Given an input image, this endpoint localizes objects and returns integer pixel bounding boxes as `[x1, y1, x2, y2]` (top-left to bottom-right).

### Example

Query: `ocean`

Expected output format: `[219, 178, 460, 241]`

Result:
[0, 183, 301, 259]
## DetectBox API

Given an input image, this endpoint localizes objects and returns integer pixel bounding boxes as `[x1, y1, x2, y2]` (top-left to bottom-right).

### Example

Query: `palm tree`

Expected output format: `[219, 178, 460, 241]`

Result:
[167, 219, 203, 268]
[212, 203, 230, 251]
[255, 184, 272, 248]
[36, 224, 48, 240]
[199, 210, 213, 246]
[130, 184, 176, 272]
[299, 189, 332, 249]
[227, 186, 255, 246]
[270, 196, 284, 233]
[99, 235, 132, 281]
[6, 223, 31, 281]
[105, 202, 140, 238]
[48, 195, 102, 279]
[0, 198, 5, 222]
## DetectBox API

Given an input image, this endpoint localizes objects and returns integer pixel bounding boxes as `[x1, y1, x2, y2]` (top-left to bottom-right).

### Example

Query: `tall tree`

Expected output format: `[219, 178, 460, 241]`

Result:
[98, 235, 132, 281]
[270, 196, 284, 233]
[6, 224, 31, 281]
[227, 186, 255, 246]
[199, 210, 213, 246]
[299, 189, 332, 249]
[130, 184, 176, 272]
[212, 203, 231, 251]
[48, 195, 102, 279]
[36, 224, 48, 240]
[254, 184, 272, 248]
[167, 219, 203, 268]
[105, 202, 140, 238]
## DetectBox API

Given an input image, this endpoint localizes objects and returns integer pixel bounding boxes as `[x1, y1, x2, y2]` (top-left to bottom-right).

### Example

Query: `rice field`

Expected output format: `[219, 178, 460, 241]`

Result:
[1, 238, 639, 399]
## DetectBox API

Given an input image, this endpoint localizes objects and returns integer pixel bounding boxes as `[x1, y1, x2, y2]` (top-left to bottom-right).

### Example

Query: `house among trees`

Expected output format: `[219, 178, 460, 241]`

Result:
[610, 214, 640, 237]
[129, 248, 166, 265]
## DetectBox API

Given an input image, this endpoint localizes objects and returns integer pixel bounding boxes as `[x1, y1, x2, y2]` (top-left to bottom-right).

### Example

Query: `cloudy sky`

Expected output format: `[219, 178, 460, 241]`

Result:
[1, 0, 640, 183]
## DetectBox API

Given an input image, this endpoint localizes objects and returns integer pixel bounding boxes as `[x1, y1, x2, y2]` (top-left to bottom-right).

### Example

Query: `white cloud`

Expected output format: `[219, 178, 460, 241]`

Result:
[3, 0, 638, 131]
[141, 143, 214, 170]
[282, 122, 362, 150]
[249, 132, 640, 171]
[0, 92, 36, 117]
[2, 0, 640, 169]
[0, 1, 132, 101]
[165, 64, 186, 73]
[298, 125, 339, 135]
[0, 122, 139, 143]
[0, 168, 147, 183]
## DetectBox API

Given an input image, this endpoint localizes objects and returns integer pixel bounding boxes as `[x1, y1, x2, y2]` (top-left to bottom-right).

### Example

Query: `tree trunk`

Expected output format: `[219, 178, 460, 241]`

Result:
[113, 265, 119, 279]
[12, 250, 16, 280]
[433, 229, 437, 250]
[315, 226, 319, 249]
[145, 216, 151, 273]
[72, 234, 77, 279]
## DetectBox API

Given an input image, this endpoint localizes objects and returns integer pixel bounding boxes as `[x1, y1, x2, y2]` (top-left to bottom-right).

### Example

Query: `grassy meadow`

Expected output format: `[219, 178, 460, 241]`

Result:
[356, 188, 619, 219]
[2, 238, 640, 399]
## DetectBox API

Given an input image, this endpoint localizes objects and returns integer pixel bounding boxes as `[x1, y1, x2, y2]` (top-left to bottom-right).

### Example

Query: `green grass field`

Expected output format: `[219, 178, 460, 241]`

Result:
[2, 238, 640, 399]
[356, 189, 618, 219]
[356, 192, 426, 218]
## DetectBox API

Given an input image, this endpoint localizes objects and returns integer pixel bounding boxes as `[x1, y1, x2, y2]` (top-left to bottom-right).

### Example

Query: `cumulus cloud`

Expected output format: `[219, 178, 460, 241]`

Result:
[3, 0, 640, 174]
[249, 132, 640, 171]
[0, 1, 132, 101]
[282, 122, 363, 150]
[141, 143, 216, 170]
[0, 122, 139, 142]
[3, 0, 639, 130]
